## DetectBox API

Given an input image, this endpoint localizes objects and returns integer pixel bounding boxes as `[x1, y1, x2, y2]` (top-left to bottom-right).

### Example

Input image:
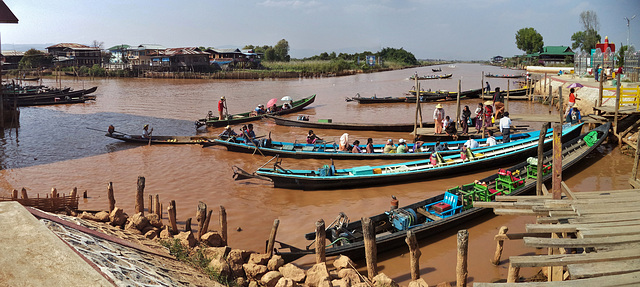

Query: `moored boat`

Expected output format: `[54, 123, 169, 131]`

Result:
[345, 93, 408, 104]
[273, 123, 610, 262]
[485, 73, 525, 78]
[266, 115, 433, 132]
[208, 130, 537, 160]
[409, 73, 452, 80]
[235, 123, 584, 190]
[406, 88, 483, 102]
[195, 94, 316, 129]
[106, 132, 214, 144]
[480, 86, 535, 100]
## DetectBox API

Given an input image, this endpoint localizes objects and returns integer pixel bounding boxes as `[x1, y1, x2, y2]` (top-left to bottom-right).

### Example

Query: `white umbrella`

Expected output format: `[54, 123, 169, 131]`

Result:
[281, 96, 293, 101]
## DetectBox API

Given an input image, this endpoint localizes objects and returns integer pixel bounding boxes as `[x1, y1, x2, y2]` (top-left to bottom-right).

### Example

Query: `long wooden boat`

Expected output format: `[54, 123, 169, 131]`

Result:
[432, 68, 442, 72]
[266, 115, 434, 131]
[480, 87, 535, 100]
[9, 87, 98, 106]
[485, 73, 524, 78]
[106, 132, 214, 144]
[273, 123, 610, 262]
[345, 94, 408, 104]
[195, 94, 316, 129]
[405, 88, 483, 102]
[237, 123, 584, 190]
[209, 130, 539, 160]
[409, 73, 452, 80]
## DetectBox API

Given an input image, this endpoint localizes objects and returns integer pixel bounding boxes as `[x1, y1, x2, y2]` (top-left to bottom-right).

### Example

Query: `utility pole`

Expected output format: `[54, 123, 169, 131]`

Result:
[624, 15, 636, 48]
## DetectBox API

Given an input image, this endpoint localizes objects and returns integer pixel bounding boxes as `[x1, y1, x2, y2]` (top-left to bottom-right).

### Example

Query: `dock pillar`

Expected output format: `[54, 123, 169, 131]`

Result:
[456, 229, 469, 287]
[537, 122, 550, 195]
[136, 176, 145, 215]
[552, 124, 562, 199]
[405, 230, 421, 281]
[220, 206, 227, 245]
[107, 182, 115, 212]
[266, 219, 279, 258]
[315, 219, 326, 263]
[491, 226, 508, 265]
[362, 217, 378, 281]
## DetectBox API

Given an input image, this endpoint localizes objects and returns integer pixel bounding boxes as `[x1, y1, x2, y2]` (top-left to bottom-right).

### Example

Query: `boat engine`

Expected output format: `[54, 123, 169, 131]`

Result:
[387, 208, 417, 231]
[326, 212, 354, 246]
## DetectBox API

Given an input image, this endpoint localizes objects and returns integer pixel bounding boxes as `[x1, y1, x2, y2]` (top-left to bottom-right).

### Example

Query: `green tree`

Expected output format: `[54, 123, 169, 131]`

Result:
[515, 27, 544, 54]
[18, 48, 51, 69]
[571, 10, 601, 53]
[378, 47, 419, 65]
[273, 39, 290, 62]
[616, 44, 629, 67]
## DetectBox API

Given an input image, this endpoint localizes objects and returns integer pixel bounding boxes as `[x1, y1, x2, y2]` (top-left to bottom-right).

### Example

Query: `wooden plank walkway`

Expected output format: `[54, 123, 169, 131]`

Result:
[472, 185, 640, 285]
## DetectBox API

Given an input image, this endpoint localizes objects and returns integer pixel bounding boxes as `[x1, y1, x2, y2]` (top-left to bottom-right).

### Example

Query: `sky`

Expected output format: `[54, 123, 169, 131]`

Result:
[1, 0, 639, 60]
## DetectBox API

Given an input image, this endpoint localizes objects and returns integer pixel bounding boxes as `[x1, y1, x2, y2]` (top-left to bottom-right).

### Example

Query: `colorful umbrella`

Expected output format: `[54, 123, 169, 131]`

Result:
[281, 96, 293, 101]
[266, 98, 278, 108]
[567, 83, 584, 89]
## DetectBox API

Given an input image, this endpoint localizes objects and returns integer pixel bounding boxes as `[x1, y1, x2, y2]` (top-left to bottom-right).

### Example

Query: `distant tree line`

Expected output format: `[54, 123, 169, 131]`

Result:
[302, 47, 419, 66]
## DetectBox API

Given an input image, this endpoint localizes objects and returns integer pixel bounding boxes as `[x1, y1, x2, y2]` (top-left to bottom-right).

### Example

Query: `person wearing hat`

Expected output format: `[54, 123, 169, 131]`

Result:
[383, 139, 397, 153]
[483, 100, 494, 128]
[396, 138, 408, 153]
[142, 124, 153, 139]
[219, 125, 238, 138]
[433, 103, 445, 134]
[255, 104, 266, 115]
[218, 96, 227, 120]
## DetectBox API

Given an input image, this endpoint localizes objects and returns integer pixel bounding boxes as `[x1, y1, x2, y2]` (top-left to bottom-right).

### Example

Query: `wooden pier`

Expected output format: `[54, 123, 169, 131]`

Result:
[473, 187, 640, 285]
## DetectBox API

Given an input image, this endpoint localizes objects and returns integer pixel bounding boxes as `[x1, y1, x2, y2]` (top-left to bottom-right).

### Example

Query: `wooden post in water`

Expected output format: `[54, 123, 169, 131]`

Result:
[491, 226, 508, 265]
[414, 73, 420, 134]
[168, 200, 178, 234]
[552, 124, 562, 199]
[202, 210, 212, 237]
[537, 122, 550, 196]
[136, 176, 145, 215]
[505, 79, 510, 113]
[633, 137, 640, 183]
[598, 72, 604, 107]
[155, 194, 160, 218]
[196, 201, 207, 240]
[456, 79, 461, 130]
[481, 71, 485, 97]
[184, 218, 192, 232]
[315, 219, 326, 263]
[548, 83, 553, 114]
[20, 188, 28, 199]
[220, 206, 228, 246]
[558, 87, 563, 123]
[507, 263, 521, 283]
[51, 188, 57, 198]
[266, 219, 279, 258]
[456, 229, 469, 287]
[11, 189, 17, 199]
[405, 230, 421, 281]
[107, 182, 115, 212]
[362, 217, 377, 280]
[148, 194, 153, 214]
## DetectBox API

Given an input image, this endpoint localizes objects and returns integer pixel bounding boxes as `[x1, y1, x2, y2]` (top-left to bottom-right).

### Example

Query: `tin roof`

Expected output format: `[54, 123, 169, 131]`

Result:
[1, 50, 24, 56]
[135, 44, 166, 51]
[107, 44, 131, 51]
[46, 43, 92, 49]
[210, 48, 241, 54]
[164, 47, 209, 56]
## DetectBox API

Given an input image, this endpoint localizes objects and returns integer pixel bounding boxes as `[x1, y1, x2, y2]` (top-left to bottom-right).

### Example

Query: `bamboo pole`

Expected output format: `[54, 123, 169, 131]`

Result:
[405, 230, 421, 281]
[456, 229, 469, 287]
[614, 73, 621, 143]
[544, 73, 547, 94]
[598, 72, 604, 107]
[552, 124, 562, 200]
[196, 201, 207, 240]
[136, 176, 145, 214]
[266, 219, 280, 258]
[537, 122, 550, 196]
[456, 79, 461, 130]
[491, 226, 508, 265]
[315, 219, 326, 263]
[633, 135, 640, 183]
[506, 79, 510, 113]
[414, 73, 419, 134]
[148, 194, 153, 214]
[548, 83, 553, 114]
[220, 206, 228, 246]
[362, 217, 377, 280]
[558, 87, 563, 123]
[107, 182, 115, 212]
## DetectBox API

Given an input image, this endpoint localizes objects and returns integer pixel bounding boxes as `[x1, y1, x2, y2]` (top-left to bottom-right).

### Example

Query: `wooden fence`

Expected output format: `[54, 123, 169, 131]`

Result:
[603, 85, 640, 111]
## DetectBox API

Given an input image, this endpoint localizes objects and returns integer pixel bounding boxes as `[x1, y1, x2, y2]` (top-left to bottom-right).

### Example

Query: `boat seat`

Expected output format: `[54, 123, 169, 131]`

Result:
[416, 207, 441, 222]
[301, 146, 315, 151]
[495, 169, 525, 195]
[281, 144, 295, 151]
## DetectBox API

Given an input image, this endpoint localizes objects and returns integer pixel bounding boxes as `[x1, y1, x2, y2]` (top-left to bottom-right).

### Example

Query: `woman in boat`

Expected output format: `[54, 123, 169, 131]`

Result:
[282, 100, 293, 110]
[255, 104, 266, 115]
[461, 105, 471, 135]
[474, 102, 483, 133]
[396, 139, 408, 153]
[383, 139, 396, 153]
[307, 130, 322, 144]
[219, 125, 238, 138]
[338, 133, 350, 151]
[365, 138, 374, 153]
[351, 140, 362, 153]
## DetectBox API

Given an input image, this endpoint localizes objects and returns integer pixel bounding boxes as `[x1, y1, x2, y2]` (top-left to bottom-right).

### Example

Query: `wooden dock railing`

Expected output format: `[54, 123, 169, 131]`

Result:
[603, 84, 640, 111]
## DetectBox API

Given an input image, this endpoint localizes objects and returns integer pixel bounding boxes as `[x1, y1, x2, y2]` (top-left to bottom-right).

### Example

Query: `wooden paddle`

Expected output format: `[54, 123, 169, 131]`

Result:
[147, 128, 153, 146]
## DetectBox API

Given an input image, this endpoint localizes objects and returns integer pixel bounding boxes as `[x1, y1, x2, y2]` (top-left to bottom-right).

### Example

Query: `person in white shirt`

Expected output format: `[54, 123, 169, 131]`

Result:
[499, 112, 512, 143]
[486, 130, 497, 146]
[464, 137, 479, 149]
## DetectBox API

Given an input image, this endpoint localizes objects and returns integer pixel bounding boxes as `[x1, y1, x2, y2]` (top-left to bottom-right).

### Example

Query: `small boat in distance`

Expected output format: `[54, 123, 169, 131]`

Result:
[432, 67, 442, 72]
[485, 73, 524, 78]
[409, 73, 452, 80]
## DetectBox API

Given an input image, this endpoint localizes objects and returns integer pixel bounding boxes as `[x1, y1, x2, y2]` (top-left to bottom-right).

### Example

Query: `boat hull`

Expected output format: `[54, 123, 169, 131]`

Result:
[267, 115, 434, 131]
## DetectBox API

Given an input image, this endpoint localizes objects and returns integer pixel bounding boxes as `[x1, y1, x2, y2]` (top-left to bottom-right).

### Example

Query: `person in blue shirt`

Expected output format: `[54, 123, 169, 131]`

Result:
[566, 107, 582, 125]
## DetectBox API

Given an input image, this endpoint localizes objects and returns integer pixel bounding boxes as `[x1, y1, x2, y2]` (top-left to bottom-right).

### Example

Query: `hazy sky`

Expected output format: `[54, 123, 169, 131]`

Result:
[1, 0, 639, 60]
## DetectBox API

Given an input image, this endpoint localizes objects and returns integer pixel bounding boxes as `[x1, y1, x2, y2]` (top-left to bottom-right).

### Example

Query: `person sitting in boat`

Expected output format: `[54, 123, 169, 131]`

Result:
[267, 104, 278, 113]
[365, 138, 374, 153]
[485, 130, 497, 146]
[464, 137, 479, 149]
[107, 125, 115, 136]
[244, 124, 257, 143]
[411, 137, 424, 153]
[566, 107, 582, 125]
[383, 139, 397, 153]
[219, 125, 238, 139]
[444, 116, 457, 139]
[338, 133, 350, 151]
[282, 100, 293, 110]
[351, 140, 362, 153]
[255, 104, 266, 115]
[142, 124, 153, 139]
[396, 139, 408, 153]
[434, 140, 448, 151]
[307, 130, 322, 144]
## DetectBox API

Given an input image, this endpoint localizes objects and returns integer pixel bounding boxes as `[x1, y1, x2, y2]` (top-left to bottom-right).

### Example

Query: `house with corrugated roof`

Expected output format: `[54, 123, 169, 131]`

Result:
[205, 48, 262, 68]
[1, 50, 24, 70]
[127, 44, 166, 68]
[150, 47, 210, 71]
[46, 43, 101, 67]
[107, 44, 131, 64]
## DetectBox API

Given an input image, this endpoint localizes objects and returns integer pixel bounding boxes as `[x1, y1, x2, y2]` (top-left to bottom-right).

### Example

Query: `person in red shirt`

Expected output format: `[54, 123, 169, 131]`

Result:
[218, 96, 226, 120]
[565, 88, 580, 118]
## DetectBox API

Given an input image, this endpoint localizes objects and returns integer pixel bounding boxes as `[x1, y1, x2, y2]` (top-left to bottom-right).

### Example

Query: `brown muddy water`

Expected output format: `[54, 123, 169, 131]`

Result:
[0, 64, 633, 285]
